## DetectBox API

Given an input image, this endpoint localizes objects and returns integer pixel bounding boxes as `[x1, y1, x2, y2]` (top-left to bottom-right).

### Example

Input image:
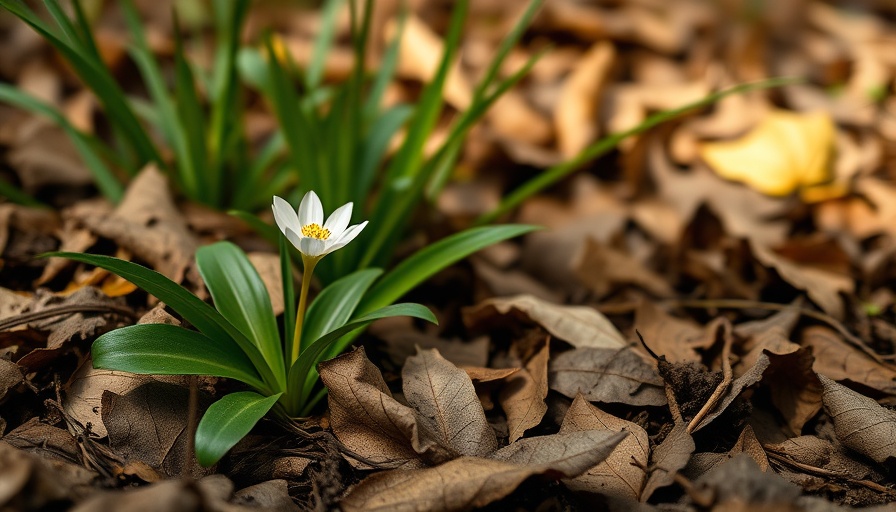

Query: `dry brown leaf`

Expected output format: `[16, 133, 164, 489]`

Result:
[640, 423, 694, 502]
[764, 435, 882, 483]
[803, 326, 896, 395]
[0, 358, 23, 403]
[700, 109, 835, 197]
[559, 394, 648, 500]
[67, 165, 201, 289]
[690, 354, 771, 433]
[0, 442, 96, 509]
[464, 294, 627, 350]
[573, 239, 675, 300]
[751, 243, 852, 320]
[684, 425, 769, 481]
[102, 382, 212, 478]
[319, 347, 436, 469]
[498, 338, 548, 443]
[554, 41, 615, 158]
[819, 374, 896, 465]
[633, 301, 702, 363]
[402, 348, 498, 458]
[549, 347, 666, 407]
[692, 454, 802, 509]
[373, 318, 489, 369]
[341, 430, 626, 512]
[247, 252, 284, 316]
[7, 120, 94, 192]
[463, 367, 519, 383]
[488, 90, 552, 146]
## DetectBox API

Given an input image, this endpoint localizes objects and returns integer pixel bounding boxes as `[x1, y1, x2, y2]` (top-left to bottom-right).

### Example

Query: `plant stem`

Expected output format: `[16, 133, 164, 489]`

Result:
[291, 255, 318, 363]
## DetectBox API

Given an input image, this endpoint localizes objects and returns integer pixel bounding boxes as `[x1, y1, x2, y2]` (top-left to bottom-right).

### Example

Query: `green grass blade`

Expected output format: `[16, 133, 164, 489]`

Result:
[306, 0, 344, 90]
[228, 210, 281, 247]
[0, 179, 45, 208]
[92, 324, 267, 391]
[41, 251, 279, 391]
[363, 8, 404, 120]
[356, 104, 412, 200]
[0, 0, 161, 167]
[359, 0, 468, 269]
[359, 225, 538, 314]
[172, 15, 211, 205]
[195, 242, 285, 388]
[477, 77, 803, 225]
[301, 268, 382, 351]
[195, 391, 281, 466]
[0, 84, 124, 202]
[286, 303, 436, 414]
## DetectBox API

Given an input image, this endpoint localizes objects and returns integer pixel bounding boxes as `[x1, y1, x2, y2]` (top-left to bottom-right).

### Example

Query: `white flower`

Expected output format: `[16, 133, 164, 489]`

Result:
[272, 192, 368, 259]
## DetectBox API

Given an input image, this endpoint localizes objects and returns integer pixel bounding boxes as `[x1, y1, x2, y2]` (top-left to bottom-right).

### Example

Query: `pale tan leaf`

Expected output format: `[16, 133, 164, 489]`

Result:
[559, 394, 649, 500]
[819, 374, 896, 465]
[554, 41, 615, 158]
[402, 348, 497, 458]
[633, 301, 702, 363]
[463, 367, 519, 383]
[491, 429, 627, 469]
[549, 347, 667, 407]
[498, 339, 549, 443]
[464, 294, 627, 350]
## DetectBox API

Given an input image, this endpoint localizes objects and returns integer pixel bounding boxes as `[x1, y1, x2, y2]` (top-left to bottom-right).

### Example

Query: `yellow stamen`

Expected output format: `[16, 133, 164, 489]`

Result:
[301, 223, 330, 240]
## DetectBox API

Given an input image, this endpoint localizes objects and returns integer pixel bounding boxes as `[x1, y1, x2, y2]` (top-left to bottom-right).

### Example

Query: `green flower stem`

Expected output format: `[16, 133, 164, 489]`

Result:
[291, 255, 319, 363]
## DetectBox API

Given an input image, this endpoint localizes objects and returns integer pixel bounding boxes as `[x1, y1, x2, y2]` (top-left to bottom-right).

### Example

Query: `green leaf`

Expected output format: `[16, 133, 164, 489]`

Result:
[0, 178, 45, 208]
[477, 77, 803, 225]
[0, 84, 124, 202]
[286, 303, 436, 415]
[302, 268, 382, 351]
[41, 251, 279, 391]
[195, 242, 285, 387]
[359, 225, 538, 314]
[306, 0, 344, 90]
[92, 324, 267, 391]
[195, 391, 281, 467]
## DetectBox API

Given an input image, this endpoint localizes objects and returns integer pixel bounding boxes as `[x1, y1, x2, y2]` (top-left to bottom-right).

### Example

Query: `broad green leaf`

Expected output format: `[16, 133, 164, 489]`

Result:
[195, 391, 281, 467]
[358, 225, 538, 315]
[0, 84, 124, 202]
[285, 303, 437, 415]
[196, 242, 285, 387]
[92, 324, 267, 392]
[42, 251, 279, 391]
[302, 268, 382, 351]
[477, 77, 803, 225]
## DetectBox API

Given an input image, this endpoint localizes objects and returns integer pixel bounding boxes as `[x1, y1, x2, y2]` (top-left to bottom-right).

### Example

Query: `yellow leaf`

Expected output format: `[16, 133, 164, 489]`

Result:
[700, 109, 835, 196]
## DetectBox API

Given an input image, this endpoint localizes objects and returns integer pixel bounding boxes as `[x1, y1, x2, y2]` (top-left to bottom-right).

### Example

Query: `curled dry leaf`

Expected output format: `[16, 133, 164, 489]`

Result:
[819, 374, 896, 465]
[549, 347, 667, 407]
[319, 347, 436, 469]
[559, 394, 649, 501]
[803, 326, 896, 395]
[341, 430, 627, 512]
[640, 423, 694, 502]
[699, 109, 835, 197]
[498, 338, 549, 443]
[684, 425, 769, 480]
[573, 239, 675, 300]
[690, 353, 770, 433]
[464, 294, 627, 350]
[402, 347, 498, 458]
[633, 301, 702, 363]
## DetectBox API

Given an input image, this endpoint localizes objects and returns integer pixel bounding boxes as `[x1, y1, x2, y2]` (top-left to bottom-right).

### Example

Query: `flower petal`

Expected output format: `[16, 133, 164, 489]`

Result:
[298, 190, 324, 226]
[272, 196, 301, 236]
[284, 227, 303, 251]
[323, 202, 353, 238]
[323, 221, 368, 254]
[299, 237, 327, 258]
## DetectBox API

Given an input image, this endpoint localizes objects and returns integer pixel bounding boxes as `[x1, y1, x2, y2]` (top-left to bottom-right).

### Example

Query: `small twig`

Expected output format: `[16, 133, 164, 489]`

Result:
[0, 303, 139, 331]
[636, 330, 660, 360]
[764, 449, 896, 497]
[687, 323, 733, 434]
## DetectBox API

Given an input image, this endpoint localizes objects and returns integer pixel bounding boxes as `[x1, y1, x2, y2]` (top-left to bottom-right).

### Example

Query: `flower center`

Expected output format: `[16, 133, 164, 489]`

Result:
[301, 223, 330, 240]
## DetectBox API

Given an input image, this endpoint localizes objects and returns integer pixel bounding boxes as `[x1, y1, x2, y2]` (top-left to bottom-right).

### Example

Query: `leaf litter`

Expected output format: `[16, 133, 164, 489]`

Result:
[4, 0, 896, 510]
